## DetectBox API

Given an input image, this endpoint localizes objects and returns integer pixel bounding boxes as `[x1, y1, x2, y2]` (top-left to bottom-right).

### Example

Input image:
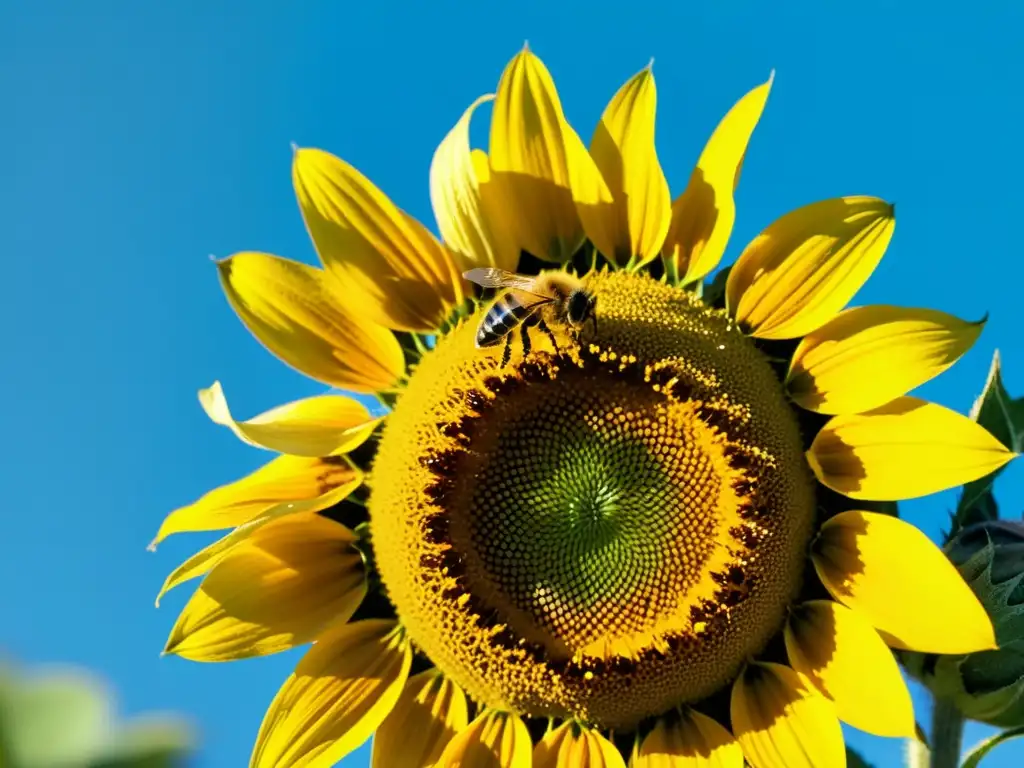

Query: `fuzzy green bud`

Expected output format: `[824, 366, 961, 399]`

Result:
[903, 520, 1024, 727]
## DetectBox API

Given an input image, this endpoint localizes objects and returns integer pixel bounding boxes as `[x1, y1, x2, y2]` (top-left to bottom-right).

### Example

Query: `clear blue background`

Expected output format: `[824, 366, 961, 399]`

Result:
[3, 1, 1023, 765]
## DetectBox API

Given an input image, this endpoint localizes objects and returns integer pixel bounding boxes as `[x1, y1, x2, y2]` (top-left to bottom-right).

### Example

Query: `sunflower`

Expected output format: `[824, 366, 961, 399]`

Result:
[153, 48, 1019, 768]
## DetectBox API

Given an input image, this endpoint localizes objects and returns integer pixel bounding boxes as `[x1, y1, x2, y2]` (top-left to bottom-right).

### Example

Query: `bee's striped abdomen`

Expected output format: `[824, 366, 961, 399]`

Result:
[476, 293, 531, 347]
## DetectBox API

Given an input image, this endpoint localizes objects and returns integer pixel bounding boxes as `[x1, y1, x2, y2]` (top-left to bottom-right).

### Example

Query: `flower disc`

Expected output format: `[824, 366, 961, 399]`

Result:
[370, 270, 816, 728]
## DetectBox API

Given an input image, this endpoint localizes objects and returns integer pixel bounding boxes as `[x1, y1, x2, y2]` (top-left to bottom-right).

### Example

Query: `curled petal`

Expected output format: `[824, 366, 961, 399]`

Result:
[150, 454, 360, 548]
[726, 197, 895, 339]
[489, 48, 611, 263]
[154, 473, 360, 605]
[164, 513, 364, 661]
[430, 95, 518, 274]
[808, 396, 1017, 500]
[437, 709, 532, 767]
[293, 148, 461, 331]
[199, 381, 382, 457]
[787, 306, 984, 414]
[812, 510, 997, 653]
[372, 670, 468, 768]
[589, 65, 671, 267]
[662, 75, 772, 284]
[534, 721, 626, 768]
[217, 252, 405, 391]
[631, 708, 743, 767]
[784, 600, 915, 737]
[731, 662, 845, 768]
[251, 620, 411, 768]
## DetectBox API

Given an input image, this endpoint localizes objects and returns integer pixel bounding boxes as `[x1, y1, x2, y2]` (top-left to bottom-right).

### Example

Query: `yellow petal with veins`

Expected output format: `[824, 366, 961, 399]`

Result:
[437, 709, 532, 768]
[372, 670, 468, 768]
[808, 396, 1017, 500]
[293, 147, 461, 331]
[787, 306, 984, 414]
[662, 75, 772, 284]
[784, 600, 915, 737]
[473, 148, 521, 273]
[217, 252, 405, 392]
[198, 380, 382, 457]
[631, 708, 743, 767]
[489, 48, 611, 263]
[534, 721, 626, 768]
[727, 197, 895, 339]
[150, 454, 360, 548]
[430, 95, 518, 274]
[731, 662, 845, 768]
[813, 510, 997, 653]
[250, 620, 411, 768]
[164, 513, 364, 661]
[154, 472, 361, 605]
[589, 65, 671, 267]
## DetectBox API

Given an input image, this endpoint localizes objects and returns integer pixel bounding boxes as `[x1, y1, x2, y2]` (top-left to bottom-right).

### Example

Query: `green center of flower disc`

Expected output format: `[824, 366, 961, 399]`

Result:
[370, 270, 816, 728]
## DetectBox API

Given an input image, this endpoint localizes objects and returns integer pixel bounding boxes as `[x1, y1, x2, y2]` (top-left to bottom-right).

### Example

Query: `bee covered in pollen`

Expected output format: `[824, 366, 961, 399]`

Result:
[463, 268, 598, 366]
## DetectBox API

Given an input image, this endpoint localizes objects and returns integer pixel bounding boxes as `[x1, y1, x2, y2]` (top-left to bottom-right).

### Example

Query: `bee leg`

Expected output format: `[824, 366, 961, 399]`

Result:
[501, 333, 513, 367]
[538, 318, 559, 351]
[520, 325, 532, 358]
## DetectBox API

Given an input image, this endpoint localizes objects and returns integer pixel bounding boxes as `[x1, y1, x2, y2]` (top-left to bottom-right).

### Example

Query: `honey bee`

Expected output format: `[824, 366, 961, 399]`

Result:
[463, 268, 598, 366]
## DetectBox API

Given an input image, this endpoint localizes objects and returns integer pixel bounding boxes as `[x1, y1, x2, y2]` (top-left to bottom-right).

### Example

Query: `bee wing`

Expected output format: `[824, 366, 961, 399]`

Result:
[510, 290, 556, 310]
[463, 267, 541, 292]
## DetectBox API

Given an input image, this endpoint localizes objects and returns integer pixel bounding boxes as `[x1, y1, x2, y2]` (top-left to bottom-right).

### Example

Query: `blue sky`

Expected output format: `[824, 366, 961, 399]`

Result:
[2, 1, 1023, 766]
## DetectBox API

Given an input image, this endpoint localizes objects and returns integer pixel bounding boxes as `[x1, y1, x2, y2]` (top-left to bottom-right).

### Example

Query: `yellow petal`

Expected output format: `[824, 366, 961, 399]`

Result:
[812, 510, 998, 653]
[589, 65, 671, 267]
[437, 709, 532, 768]
[198, 381, 382, 457]
[472, 149, 523, 274]
[217, 252, 405, 391]
[808, 396, 1017, 500]
[251, 620, 411, 768]
[154, 473, 361, 605]
[430, 95, 518, 274]
[489, 48, 611, 263]
[371, 670, 468, 768]
[730, 662, 845, 768]
[293, 147, 460, 331]
[150, 454, 360, 548]
[662, 75, 772, 284]
[164, 513, 364, 662]
[631, 709, 743, 767]
[787, 306, 985, 415]
[784, 600, 914, 737]
[726, 197, 895, 339]
[534, 721, 626, 768]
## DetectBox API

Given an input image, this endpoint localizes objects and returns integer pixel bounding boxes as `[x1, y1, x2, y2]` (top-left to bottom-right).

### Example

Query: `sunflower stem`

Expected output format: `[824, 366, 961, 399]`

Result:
[929, 695, 965, 768]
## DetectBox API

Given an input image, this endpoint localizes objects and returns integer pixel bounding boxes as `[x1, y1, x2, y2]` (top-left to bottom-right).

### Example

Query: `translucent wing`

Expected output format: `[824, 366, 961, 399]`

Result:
[509, 290, 555, 310]
[463, 267, 540, 292]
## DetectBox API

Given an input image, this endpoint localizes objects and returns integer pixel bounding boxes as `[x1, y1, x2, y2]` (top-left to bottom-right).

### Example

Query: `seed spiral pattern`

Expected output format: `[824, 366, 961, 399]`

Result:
[371, 270, 816, 727]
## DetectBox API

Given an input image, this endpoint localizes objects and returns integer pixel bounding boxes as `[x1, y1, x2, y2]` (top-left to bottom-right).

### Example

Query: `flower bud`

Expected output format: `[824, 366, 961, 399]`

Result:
[903, 520, 1024, 727]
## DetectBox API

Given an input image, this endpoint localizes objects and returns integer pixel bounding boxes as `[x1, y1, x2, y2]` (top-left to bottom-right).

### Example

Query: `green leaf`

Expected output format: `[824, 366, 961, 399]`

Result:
[0, 668, 112, 766]
[957, 492, 1001, 533]
[846, 745, 876, 767]
[0, 665, 194, 768]
[953, 351, 1024, 535]
[88, 718, 194, 768]
[960, 725, 1024, 768]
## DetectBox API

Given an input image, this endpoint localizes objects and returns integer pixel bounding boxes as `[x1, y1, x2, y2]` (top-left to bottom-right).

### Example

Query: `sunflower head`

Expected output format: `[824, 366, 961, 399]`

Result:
[153, 47, 1016, 768]
[372, 268, 816, 728]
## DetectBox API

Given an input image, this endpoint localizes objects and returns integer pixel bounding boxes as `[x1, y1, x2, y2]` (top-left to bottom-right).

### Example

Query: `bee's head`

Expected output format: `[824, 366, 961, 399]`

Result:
[567, 288, 597, 328]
